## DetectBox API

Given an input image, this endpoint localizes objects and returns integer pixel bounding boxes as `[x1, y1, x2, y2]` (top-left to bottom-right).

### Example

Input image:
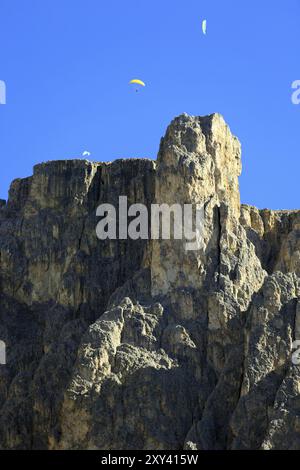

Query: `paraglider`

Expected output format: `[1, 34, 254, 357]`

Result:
[129, 79, 146, 92]
[202, 19, 207, 35]
[82, 151, 91, 157]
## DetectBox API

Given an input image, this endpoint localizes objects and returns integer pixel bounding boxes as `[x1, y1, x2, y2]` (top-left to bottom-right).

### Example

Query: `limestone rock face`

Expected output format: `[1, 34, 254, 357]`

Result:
[0, 113, 299, 450]
[151, 113, 242, 296]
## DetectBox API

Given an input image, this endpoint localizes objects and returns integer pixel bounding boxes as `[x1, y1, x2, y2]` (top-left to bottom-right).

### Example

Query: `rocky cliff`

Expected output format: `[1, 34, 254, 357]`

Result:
[0, 113, 299, 450]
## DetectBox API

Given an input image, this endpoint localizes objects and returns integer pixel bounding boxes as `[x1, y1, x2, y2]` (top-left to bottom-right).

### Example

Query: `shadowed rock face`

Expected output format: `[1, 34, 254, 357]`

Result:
[0, 113, 299, 450]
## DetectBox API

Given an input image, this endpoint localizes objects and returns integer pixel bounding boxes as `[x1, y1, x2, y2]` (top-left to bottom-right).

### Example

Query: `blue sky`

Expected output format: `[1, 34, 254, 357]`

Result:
[0, 0, 299, 209]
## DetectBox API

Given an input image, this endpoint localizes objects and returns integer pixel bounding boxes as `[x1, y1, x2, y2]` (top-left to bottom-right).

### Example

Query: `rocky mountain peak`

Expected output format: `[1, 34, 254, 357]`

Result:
[0, 114, 299, 450]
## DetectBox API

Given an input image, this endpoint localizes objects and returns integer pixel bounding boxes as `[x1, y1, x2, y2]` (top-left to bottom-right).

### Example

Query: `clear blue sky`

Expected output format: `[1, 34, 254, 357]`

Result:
[0, 0, 299, 209]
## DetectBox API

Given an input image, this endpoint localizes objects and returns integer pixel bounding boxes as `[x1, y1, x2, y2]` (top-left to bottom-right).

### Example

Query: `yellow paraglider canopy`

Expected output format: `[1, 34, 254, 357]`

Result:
[129, 79, 146, 87]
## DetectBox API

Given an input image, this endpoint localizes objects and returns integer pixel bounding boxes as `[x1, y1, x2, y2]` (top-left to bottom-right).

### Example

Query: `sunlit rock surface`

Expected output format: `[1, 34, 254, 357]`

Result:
[0, 114, 299, 449]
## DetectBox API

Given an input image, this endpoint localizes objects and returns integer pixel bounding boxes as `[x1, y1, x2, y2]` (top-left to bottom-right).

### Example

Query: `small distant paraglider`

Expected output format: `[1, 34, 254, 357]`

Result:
[202, 19, 207, 35]
[82, 151, 91, 157]
[129, 79, 146, 92]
